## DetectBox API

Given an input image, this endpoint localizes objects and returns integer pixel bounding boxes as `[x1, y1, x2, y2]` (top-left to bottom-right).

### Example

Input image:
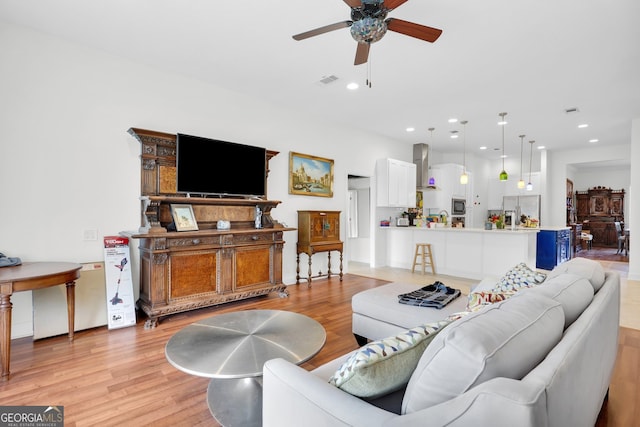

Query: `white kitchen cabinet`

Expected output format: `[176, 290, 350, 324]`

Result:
[376, 158, 417, 208]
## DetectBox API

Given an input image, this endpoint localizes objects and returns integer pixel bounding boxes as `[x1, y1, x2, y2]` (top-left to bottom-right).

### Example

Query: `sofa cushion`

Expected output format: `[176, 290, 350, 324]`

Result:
[402, 292, 564, 413]
[491, 262, 547, 293]
[547, 257, 605, 292]
[521, 273, 594, 328]
[329, 320, 450, 399]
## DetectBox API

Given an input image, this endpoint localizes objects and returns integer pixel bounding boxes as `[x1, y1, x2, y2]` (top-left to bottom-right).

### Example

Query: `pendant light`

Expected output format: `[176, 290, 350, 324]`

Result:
[428, 128, 436, 186]
[498, 112, 508, 181]
[460, 120, 468, 184]
[526, 140, 535, 191]
[517, 134, 526, 189]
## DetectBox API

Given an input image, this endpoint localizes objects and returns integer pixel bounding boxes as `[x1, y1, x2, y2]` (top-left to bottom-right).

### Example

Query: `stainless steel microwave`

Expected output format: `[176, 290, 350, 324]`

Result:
[452, 198, 466, 215]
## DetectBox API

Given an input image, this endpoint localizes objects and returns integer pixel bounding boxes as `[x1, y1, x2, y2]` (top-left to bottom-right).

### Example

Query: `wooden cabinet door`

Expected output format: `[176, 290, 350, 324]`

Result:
[610, 195, 624, 216]
[169, 251, 217, 299]
[235, 245, 272, 289]
[309, 214, 327, 242]
[323, 213, 340, 241]
[576, 193, 589, 222]
[590, 194, 609, 216]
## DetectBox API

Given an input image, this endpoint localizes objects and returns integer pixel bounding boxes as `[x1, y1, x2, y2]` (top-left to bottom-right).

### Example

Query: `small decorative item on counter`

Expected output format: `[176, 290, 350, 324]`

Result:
[380, 219, 390, 227]
[495, 215, 505, 229]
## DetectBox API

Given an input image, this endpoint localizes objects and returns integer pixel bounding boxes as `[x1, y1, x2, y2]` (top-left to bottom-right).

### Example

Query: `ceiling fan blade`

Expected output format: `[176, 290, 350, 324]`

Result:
[292, 21, 352, 41]
[383, 0, 408, 10]
[343, 0, 361, 8]
[354, 42, 370, 65]
[386, 18, 442, 42]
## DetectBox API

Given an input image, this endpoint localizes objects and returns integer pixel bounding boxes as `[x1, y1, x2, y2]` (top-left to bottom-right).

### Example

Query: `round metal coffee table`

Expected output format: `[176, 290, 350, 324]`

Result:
[165, 309, 326, 426]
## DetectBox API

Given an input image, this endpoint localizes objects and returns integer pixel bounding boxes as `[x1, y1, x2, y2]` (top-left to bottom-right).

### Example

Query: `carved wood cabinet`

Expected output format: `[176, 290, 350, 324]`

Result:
[296, 210, 343, 286]
[124, 128, 293, 327]
[575, 187, 625, 247]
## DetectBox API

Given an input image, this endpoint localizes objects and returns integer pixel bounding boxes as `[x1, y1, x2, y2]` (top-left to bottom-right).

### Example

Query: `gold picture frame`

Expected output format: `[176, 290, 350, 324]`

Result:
[289, 152, 334, 197]
[170, 204, 199, 231]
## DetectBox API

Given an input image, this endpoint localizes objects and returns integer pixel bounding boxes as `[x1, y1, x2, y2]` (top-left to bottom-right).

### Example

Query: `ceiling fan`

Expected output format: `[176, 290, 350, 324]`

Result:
[292, 0, 442, 66]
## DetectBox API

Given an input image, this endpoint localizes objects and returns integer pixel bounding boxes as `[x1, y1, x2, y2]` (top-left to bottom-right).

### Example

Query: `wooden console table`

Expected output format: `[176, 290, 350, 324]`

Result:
[296, 210, 344, 287]
[0, 262, 82, 380]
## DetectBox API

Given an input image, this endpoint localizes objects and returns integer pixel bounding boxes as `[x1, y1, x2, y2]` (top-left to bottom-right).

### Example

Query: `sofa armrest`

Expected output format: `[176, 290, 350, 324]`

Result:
[263, 358, 398, 427]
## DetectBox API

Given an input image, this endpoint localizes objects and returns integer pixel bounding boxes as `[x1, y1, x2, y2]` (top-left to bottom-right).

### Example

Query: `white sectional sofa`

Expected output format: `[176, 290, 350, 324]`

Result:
[263, 258, 620, 426]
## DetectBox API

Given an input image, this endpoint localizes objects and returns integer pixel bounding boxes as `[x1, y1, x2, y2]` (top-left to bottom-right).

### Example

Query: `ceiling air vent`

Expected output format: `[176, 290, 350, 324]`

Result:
[318, 75, 339, 85]
[564, 107, 580, 114]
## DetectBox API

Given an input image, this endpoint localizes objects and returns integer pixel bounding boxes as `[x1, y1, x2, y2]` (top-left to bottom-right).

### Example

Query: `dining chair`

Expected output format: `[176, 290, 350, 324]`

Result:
[614, 222, 627, 255]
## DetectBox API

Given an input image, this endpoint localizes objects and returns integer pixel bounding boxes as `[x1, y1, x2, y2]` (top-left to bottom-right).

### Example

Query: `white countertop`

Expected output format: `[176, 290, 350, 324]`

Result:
[381, 226, 540, 234]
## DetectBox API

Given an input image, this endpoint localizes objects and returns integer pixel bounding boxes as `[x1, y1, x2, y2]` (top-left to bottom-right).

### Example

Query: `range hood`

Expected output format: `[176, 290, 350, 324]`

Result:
[413, 143, 436, 189]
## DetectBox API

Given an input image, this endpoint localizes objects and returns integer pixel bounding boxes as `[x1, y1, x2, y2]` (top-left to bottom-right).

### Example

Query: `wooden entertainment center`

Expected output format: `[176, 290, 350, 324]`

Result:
[124, 128, 293, 327]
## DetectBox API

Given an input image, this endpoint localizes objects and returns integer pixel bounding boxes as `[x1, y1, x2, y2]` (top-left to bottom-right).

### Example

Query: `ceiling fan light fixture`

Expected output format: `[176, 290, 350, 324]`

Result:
[350, 17, 387, 43]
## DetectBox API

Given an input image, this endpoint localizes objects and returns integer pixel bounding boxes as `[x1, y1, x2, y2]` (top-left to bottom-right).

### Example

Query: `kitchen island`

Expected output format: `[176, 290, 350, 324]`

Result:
[378, 226, 540, 280]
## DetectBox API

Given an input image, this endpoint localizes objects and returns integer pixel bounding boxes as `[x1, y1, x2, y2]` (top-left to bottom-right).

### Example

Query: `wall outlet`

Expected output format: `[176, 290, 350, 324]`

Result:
[83, 229, 98, 241]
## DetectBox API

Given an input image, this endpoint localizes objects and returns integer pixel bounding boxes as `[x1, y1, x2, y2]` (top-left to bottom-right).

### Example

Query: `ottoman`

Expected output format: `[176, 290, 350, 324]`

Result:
[352, 282, 467, 345]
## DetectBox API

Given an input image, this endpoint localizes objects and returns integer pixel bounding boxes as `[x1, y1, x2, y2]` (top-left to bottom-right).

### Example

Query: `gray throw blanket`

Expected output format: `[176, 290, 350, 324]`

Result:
[398, 281, 461, 309]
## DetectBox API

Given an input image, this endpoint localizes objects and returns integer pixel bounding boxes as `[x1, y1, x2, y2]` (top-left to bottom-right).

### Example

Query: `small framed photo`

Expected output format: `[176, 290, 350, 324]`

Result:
[289, 151, 334, 197]
[170, 204, 199, 231]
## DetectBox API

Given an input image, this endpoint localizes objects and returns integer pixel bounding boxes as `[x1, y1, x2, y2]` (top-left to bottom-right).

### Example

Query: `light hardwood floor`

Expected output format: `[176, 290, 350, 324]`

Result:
[0, 260, 636, 426]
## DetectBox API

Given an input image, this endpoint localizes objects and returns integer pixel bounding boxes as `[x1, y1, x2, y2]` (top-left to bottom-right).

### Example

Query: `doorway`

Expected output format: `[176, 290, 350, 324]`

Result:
[347, 175, 372, 264]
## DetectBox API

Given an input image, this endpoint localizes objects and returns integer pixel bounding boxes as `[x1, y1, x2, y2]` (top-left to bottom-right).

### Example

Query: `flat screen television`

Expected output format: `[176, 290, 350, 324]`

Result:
[176, 133, 267, 198]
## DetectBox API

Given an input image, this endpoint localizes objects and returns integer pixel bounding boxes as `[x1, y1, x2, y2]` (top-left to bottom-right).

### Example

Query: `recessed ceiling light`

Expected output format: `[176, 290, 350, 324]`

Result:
[450, 134, 459, 139]
[578, 124, 589, 128]
[406, 127, 415, 132]
[589, 139, 599, 143]
[346, 82, 359, 90]
[500, 154, 507, 158]
[479, 146, 488, 150]
[448, 118, 458, 123]
[537, 145, 545, 150]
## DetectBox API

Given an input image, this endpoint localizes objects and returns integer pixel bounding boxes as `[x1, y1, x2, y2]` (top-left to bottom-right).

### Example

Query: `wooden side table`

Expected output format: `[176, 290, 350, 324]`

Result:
[0, 262, 82, 379]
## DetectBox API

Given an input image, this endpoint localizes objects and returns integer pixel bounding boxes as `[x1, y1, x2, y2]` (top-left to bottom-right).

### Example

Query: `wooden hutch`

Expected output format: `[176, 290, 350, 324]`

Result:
[124, 128, 293, 327]
[575, 186, 625, 247]
[296, 210, 343, 286]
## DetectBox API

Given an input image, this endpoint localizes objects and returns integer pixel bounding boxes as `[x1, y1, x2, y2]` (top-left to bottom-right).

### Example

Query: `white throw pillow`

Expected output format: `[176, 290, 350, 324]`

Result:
[491, 262, 547, 293]
[401, 292, 564, 413]
[329, 320, 450, 398]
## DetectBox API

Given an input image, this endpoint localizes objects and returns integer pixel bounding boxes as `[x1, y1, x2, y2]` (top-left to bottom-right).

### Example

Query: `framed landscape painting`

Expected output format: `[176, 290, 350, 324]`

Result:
[289, 152, 334, 197]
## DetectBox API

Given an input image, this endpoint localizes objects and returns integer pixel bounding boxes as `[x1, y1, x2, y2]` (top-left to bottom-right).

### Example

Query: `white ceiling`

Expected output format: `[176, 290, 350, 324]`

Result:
[1, 0, 639, 163]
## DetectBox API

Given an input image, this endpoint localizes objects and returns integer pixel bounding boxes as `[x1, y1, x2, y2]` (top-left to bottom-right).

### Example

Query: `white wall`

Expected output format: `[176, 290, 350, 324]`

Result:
[0, 22, 411, 336]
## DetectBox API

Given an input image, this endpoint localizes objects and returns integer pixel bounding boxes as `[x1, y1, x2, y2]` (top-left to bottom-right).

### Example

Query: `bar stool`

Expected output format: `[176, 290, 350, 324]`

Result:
[411, 243, 436, 275]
